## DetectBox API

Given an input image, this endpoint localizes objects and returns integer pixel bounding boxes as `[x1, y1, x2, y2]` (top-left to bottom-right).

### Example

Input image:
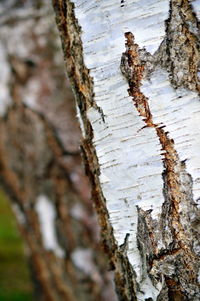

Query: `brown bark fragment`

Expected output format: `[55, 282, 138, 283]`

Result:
[164, 0, 200, 92]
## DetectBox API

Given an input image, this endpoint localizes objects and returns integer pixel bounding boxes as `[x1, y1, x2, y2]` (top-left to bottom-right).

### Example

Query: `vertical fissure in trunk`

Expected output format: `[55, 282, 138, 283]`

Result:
[121, 30, 199, 299]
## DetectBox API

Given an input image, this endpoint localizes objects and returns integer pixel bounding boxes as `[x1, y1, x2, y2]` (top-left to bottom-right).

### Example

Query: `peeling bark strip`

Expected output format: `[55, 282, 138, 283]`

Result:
[53, 0, 200, 300]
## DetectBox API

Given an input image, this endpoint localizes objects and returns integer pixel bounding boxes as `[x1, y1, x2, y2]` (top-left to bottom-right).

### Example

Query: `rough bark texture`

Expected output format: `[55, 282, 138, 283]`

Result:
[0, 1, 116, 301]
[53, 1, 200, 301]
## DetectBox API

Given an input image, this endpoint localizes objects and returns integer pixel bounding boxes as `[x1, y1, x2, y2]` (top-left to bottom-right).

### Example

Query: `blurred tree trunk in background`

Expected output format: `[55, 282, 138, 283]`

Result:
[0, 1, 116, 301]
[53, 1, 200, 301]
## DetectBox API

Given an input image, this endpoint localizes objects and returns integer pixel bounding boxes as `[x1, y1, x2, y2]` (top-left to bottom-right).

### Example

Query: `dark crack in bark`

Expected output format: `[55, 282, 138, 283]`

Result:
[121, 32, 200, 300]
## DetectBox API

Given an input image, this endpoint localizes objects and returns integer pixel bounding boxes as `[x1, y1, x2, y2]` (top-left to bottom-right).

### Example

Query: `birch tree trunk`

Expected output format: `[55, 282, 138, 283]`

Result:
[53, 1, 200, 300]
[0, 1, 116, 300]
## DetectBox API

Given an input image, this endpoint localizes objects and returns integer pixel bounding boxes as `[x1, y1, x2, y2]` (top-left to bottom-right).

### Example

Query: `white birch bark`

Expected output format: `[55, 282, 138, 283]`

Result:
[54, 0, 200, 300]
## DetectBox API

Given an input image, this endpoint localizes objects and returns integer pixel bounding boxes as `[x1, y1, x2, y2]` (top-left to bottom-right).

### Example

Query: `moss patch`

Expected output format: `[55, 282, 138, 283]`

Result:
[0, 190, 33, 301]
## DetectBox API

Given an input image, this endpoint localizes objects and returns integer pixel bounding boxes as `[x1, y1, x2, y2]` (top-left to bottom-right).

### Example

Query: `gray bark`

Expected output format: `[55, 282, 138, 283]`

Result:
[0, 1, 116, 300]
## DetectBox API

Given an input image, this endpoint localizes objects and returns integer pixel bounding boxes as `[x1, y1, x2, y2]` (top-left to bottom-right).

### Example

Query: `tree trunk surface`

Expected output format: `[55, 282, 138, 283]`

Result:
[0, 1, 116, 301]
[53, 1, 200, 300]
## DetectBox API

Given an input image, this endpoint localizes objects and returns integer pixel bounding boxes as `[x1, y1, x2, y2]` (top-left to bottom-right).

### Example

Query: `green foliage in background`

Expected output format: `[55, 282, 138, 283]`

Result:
[0, 190, 33, 301]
